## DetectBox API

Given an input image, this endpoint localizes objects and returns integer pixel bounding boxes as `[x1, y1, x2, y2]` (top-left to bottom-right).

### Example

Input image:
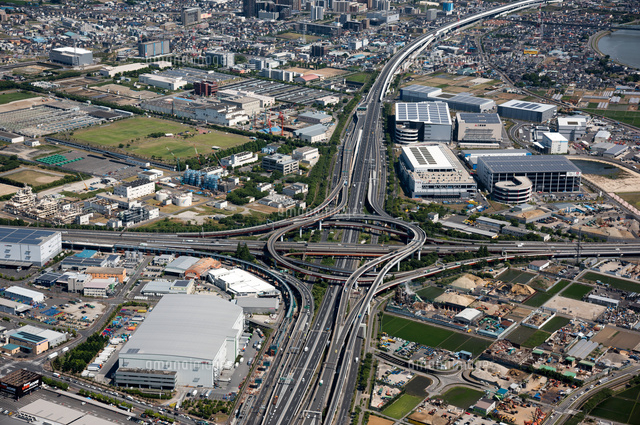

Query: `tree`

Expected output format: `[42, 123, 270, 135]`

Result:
[235, 243, 254, 262]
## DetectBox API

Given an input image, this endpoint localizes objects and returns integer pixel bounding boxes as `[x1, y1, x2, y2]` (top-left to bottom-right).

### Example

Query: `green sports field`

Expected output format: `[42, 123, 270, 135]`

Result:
[508, 325, 550, 348]
[560, 283, 593, 300]
[68, 116, 250, 161]
[541, 316, 571, 333]
[382, 394, 424, 419]
[591, 383, 640, 425]
[0, 91, 37, 105]
[382, 314, 492, 357]
[581, 272, 640, 293]
[439, 386, 484, 409]
[523, 292, 552, 307]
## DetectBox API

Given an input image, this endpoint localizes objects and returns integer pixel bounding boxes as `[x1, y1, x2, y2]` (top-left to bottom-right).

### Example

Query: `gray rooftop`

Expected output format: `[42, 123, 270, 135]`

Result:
[458, 113, 501, 124]
[400, 84, 442, 95]
[462, 149, 530, 157]
[119, 294, 242, 361]
[293, 124, 328, 137]
[164, 256, 199, 274]
[395, 101, 451, 125]
[298, 111, 331, 120]
[0, 228, 58, 245]
[477, 156, 581, 174]
[499, 99, 556, 112]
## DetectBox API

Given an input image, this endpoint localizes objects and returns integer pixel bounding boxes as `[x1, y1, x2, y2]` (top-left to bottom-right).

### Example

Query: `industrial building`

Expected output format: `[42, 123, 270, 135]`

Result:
[557, 116, 587, 141]
[461, 149, 531, 170]
[141, 279, 195, 296]
[236, 297, 279, 314]
[139, 74, 188, 91]
[399, 144, 477, 198]
[164, 256, 200, 276]
[0, 130, 24, 144]
[220, 151, 258, 168]
[476, 156, 581, 195]
[0, 298, 31, 315]
[262, 153, 299, 175]
[49, 46, 93, 66]
[4, 286, 45, 304]
[113, 179, 155, 199]
[455, 113, 503, 147]
[0, 369, 41, 398]
[138, 40, 171, 58]
[84, 266, 126, 283]
[293, 124, 329, 143]
[298, 111, 332, 124]
[9, 325, 66, 348]
[399, 85, 496, 113]
[497, 100, 557, 123]
[208, 267, 279, 297]
[395, 101, 452, 144]
[83, 278, 116, 297]
[0, 228, 62, 267]
[538, 132, 569, 154]
[116, 294, 243, 389]
[591, 142, 629, 158]
[292, 146, 320, 166]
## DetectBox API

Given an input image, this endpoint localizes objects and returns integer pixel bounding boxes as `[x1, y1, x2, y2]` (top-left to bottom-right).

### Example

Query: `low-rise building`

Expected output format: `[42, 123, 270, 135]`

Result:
[293, 124, 329, 143]
[0, 131, 24, 144]
[114, 180, 155, 199]
[139, 74, 187, 91]
[298, 111, 332, 124]
[262, 154, 299, 175]
[208, 268, 279, 297]
[539, 132, 568, 154]
[84, 267, 126, 284]
[220, 151, 258, 168]
[283, 183, 309, 197]
[292, 146, 319, 166]
[83, 278, 116, 297]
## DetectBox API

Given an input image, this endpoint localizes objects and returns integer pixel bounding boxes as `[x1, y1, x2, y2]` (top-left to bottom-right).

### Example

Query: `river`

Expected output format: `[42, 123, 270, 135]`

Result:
[597, 30, 640, 69]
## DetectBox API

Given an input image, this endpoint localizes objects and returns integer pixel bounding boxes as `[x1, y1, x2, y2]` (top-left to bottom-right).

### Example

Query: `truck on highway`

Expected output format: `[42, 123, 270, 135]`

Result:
[319, 380, 323, 386]
[48, 352, 58, 360]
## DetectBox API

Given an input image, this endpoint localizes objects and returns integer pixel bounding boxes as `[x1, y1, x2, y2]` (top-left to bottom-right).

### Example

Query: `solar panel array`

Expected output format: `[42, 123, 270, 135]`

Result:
[459, 113, 501, 124]
[478, 155, 581, 174]
[0, 228, 56, 245]
[409, 146, 436, 166]
[500, 99, 556, 112]
[396, 101, 451, 125]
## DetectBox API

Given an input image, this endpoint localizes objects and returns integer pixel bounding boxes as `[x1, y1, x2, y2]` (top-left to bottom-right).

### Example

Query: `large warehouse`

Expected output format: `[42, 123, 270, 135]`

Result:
[399, 85, 496, 113]
[455, 113, 503, 147]
[395, 101, 452, 143]
[497, 100, 557, 123]
[208, 268, 279, 297]
[115, 295, 243, 389]
[461, 149, 531, 170]
[0, 228, 61, 267]
[557, 116, 587, 141]
[476, 156, 581, 194]
[49, 47, 93, 66]
[399, 144, 477, 198]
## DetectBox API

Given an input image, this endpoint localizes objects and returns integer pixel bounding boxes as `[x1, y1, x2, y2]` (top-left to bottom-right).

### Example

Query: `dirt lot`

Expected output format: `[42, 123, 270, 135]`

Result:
[0, 183, 19, 196]
[579, 160, 640, 192]
[367, 416, 394, 425]
[285, 67, 348, 78]
[1, 167, 66, 185]
[92, 83, 159, 100]
[0, 96, 45, 113]
[592, 326, 640, 351]
[542, 296, 606, 320]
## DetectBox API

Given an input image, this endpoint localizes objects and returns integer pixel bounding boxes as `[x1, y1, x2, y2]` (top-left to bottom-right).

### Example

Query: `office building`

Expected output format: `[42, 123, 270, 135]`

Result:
[497, 99, 557, 123]
[206, 51, 235, 68]
[182, 7, 201, 26]
[455, 113, 503, 147]
[116, 295, 243, 389]
[113, 180, 155, 199]
[311, 5, 324, 20]
[400, 85, 496, 113]
[399, 144, 477, 198]
[49, 47, 93, 66]
[262, 153, 299, 175]
[426, 8, 438, 20]
[476, 156, 581, 194]
[0, 228, 62, 267]
[243, 0, 257, 16]
[138, 40, 171, 58]
[461, 149, 531, 170]
[539, 132, 568, 154]
[395, 102, 452, 144]
[557, 116, 587, 141]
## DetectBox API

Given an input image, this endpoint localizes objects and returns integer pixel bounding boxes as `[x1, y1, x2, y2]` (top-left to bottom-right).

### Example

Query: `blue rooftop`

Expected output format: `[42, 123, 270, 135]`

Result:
[75, 249, 97, 259]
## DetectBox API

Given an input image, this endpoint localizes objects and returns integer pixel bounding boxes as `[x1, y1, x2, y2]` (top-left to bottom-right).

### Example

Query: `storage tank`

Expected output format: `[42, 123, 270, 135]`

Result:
[174, 192, 193, 207]
[156, 190, 170, 202]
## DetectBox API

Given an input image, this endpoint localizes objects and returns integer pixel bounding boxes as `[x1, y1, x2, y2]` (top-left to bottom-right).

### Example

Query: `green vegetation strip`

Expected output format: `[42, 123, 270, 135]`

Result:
[581, 272, 640, 293]
[381, 394, 424, 419]
[541, 316, 571, 333]
[382, 313, 492, 357]
[560, 283, 593, 300]
[0, 91, 37, 105]
[439, 386, 484, 409]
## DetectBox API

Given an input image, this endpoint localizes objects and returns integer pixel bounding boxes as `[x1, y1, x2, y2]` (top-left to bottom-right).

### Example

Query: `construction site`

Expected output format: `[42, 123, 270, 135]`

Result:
[4, 186, 84, 225]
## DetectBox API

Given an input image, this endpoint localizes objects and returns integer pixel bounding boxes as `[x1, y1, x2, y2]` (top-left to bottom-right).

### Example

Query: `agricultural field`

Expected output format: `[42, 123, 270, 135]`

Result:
[618, 192, 640, 209]
[582, 109, 640, 127]
[581, 272, 640, 293]
[523, 292, 552, 307]
[0, 91, 37, 105]
[560, 283, 593, 300]
[541, 316, 571, 333]
[404, 376, 431, 397]
[507, 325, 551, 348]
[68, 116, 249, 161]
[382, 314, 492, 357]
[381, 394, 424, 420]
[591, 384, 640, 425]
[438, 387, 484, 410]
[346, 72, 373, 85]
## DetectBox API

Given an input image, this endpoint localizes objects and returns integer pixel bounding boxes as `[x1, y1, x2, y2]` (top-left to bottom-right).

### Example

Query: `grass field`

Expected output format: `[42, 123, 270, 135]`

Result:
[508, 325, 550, 348]
[581, 272, 640, 293]
[276, 32, 320, 42]
[523, 292, 552, 307]
[618, 192, 640, 209]
[541, 316, 571, 333]
[381, 394, 424, 419]
[0, 91, 37, 105]
[591, 384, 640, 425]
[499, 269, 536, 284]
[416, 286, 445, 301]
[346, 72, 372, 84]
[69, 117, 249, 161]
[560, 283, 593, 300]
[548, 280, 571, 295]
[583, 108, 640, 127]
[382, 314, 492, 357]
[6, 169, 65, 185]
[439, 387, 484, 409]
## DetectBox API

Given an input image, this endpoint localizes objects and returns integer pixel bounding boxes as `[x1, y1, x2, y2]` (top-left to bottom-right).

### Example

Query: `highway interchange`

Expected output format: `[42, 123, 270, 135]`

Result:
[4, 1, 640, 424]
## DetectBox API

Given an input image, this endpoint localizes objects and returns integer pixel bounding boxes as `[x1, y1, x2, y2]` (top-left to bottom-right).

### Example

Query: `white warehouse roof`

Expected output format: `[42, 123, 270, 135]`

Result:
[401, 144, 453, 172]
[120, 294, 242, 361]
[5, 286, 45, 302]
[208, 268, 277, 295]
[454, 308, 482, 323]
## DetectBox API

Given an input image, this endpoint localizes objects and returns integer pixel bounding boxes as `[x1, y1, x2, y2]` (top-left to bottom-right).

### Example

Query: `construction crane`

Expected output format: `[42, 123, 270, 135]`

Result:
[278, 111, 285, 136]
[167, 147, 180, 172]
[194, 146, 202, 166]
[77, 173, 88, 191]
